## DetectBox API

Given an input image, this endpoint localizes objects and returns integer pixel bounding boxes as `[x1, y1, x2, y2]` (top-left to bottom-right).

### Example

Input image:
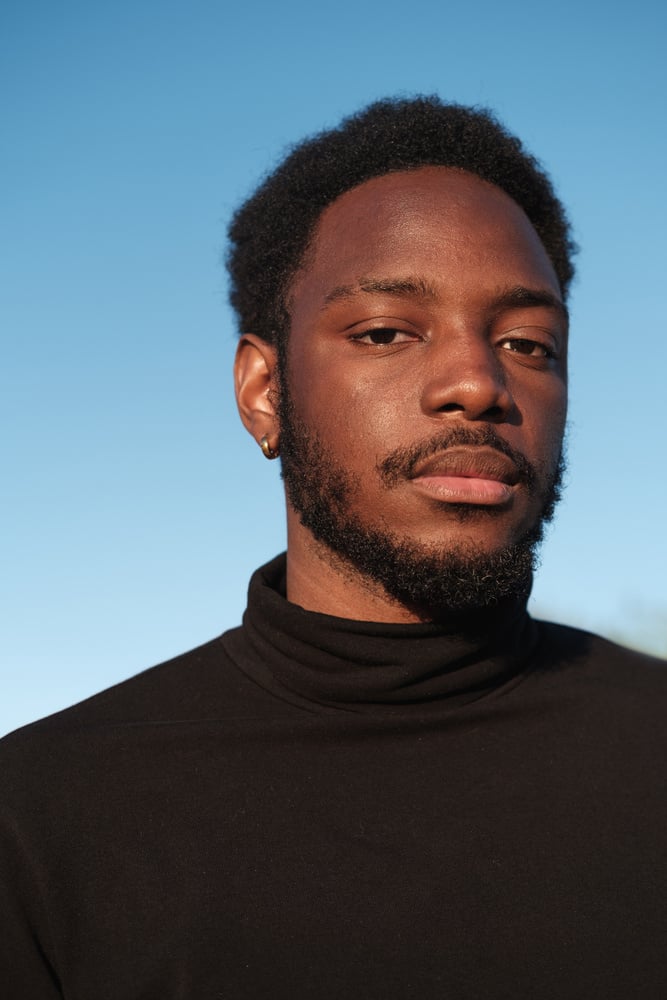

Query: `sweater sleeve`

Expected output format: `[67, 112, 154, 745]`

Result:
[0, 767, 64, 998]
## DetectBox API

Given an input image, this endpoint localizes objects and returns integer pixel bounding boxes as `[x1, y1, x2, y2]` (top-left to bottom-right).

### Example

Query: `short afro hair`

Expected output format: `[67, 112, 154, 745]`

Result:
[227, 96, 576, 346]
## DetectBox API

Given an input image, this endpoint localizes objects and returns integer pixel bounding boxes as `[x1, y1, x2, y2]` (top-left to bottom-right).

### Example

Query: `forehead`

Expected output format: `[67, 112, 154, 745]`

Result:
[290, 167, 561, 310]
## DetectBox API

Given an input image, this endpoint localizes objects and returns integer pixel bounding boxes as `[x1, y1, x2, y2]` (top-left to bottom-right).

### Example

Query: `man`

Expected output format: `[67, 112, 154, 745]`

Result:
[1, 97, 665, 998]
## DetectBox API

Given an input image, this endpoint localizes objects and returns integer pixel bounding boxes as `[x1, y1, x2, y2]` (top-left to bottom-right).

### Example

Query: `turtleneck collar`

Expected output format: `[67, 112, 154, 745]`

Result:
[222, 554, 540, 716]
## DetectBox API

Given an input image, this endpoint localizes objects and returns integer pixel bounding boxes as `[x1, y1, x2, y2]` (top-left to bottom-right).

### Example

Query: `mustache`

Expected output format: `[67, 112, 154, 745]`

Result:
[377, 426, 539, 493]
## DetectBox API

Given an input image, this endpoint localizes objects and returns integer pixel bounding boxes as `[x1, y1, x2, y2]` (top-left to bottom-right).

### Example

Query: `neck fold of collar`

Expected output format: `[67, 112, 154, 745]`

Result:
[225, 554, 539, 716]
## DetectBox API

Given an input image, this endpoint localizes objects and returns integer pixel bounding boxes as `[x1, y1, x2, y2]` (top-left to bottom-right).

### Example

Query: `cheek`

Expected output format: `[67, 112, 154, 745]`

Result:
[532, 388, 567, 467]
[512, 365, 566, 418]
[546, 379, 568, 433]
[328, 376, 414, 459]
[293, 357, 381, 427]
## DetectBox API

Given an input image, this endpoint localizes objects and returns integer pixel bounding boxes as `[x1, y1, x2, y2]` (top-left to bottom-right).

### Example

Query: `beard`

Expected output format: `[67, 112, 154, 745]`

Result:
[276, 367, 565, 616]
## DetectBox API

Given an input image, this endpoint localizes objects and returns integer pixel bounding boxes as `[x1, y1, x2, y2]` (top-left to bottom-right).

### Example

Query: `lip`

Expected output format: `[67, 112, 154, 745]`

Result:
[409, 447, 519, 506]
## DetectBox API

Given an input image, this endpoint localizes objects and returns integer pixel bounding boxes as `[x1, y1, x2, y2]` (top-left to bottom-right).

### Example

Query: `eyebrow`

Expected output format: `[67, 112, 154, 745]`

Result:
[323, 276, 439, 306]
[322, 277, 568, 322]
[491, 285, 569, 323]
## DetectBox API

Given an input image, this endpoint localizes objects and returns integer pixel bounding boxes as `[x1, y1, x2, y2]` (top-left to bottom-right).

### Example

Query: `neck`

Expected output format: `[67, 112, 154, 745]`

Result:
[285, 507, 535, 624]
[286, 536, 425, 624]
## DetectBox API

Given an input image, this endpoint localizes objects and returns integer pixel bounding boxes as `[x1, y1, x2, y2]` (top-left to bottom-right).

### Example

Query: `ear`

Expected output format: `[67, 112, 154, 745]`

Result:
[234, 334, 280, 447]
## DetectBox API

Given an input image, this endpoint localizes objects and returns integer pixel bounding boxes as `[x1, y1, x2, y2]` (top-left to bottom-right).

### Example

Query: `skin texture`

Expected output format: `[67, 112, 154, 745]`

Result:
[235, 167, 568, 623]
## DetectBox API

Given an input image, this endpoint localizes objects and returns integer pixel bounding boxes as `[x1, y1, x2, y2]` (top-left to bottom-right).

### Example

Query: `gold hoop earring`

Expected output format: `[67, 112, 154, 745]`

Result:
[259, 435, 279, 460]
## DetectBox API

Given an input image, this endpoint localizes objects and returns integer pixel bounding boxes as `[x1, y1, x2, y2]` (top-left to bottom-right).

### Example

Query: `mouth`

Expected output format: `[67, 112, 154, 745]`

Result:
[409, 447, 520, 506]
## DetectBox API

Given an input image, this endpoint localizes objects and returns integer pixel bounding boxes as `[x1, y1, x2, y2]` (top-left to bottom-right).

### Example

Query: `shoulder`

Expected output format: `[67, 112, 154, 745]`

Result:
[2, 636, 229, 740]
[536, 620, 666, 676]
[0, 630, 259, 791]
[530, 619, 667, 724]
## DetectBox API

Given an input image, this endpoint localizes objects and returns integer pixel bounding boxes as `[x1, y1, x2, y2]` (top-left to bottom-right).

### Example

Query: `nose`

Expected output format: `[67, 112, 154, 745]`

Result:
[420, 335, 515, 422]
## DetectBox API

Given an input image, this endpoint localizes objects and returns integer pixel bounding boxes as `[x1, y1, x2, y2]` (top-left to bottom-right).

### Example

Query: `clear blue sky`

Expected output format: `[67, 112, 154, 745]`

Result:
[2, 0, 666, 734]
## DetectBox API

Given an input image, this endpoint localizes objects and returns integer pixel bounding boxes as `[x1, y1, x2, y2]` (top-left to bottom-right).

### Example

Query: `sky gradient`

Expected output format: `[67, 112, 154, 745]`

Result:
[2, 0, 666, 734]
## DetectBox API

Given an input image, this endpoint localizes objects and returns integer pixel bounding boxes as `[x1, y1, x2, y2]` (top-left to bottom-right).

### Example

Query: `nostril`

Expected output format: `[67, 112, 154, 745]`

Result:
[440, 402, 464, 413]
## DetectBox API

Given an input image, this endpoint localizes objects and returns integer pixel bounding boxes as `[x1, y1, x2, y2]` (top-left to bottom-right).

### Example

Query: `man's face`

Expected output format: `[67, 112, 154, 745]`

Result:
[278, 167, 568, 614]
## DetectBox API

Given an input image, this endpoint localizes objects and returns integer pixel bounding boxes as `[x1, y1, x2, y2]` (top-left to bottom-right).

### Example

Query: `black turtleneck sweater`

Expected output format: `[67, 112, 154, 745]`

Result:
[1, 555, 666, 999]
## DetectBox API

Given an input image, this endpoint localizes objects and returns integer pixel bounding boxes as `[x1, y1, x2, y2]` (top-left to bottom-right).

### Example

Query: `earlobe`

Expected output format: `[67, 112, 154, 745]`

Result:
[234, 334, 280, 448]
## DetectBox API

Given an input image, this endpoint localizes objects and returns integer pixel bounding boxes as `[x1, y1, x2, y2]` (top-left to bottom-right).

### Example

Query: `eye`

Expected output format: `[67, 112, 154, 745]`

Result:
[350, 327, 418, 346]
[499, 338, 554, 358]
